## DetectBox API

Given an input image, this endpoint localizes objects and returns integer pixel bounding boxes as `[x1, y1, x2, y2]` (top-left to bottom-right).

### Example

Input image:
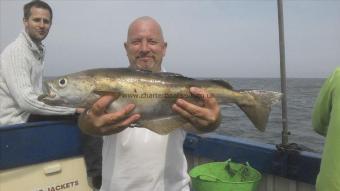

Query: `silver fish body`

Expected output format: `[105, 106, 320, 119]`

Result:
[39, 68, 281, 134]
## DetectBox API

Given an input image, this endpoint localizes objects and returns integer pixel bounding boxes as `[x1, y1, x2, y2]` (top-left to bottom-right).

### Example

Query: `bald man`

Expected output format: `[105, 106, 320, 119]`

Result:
[78, 16, 221, 191]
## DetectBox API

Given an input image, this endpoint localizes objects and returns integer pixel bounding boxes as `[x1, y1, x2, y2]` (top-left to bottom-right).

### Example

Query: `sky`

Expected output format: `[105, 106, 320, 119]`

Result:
[1, 0, 339, 78]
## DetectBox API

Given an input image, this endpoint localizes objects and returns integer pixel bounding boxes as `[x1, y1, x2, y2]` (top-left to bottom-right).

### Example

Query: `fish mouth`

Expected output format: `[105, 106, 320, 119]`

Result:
[38, 94, 48, 101]
[38, 91, 56, 101]
[39, 83, 57, 101]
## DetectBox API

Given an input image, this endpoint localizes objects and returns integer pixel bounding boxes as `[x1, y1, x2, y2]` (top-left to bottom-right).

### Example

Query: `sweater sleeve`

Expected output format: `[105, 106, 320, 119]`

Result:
[1, 43, 76, 115]
[313, 68, 340, 191]
[312, 68, 340, 136]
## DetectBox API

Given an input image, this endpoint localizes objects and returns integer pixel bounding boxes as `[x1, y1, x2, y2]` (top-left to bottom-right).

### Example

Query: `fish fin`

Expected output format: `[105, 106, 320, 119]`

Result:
[136, 69, 153, 73]
[93, 91, 121, 99]
[136, 69, 186, 78]
[157, 72, 184, 77]
[133, 68, 185, 78]
[139, 116, 187, 135]
[155, 71, 197, 80]
[209, 79, 233, 90]
[136, 69, 184, 77]
[238, 90, 282, 131]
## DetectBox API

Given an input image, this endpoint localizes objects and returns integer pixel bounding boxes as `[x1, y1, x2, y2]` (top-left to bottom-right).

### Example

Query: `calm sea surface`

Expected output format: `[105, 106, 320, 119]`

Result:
[213, 78, 325, 153]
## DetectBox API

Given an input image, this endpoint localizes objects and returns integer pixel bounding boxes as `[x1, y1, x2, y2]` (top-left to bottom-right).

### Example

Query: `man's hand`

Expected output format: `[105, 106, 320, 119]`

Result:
[76, 108, 86, 114]
[172, 87, 221, 133]
[78, 95, 141, 136]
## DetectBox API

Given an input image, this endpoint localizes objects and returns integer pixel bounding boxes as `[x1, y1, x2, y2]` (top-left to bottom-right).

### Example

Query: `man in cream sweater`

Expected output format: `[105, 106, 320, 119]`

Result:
[0, 0, 81, 125]
[0, 1, 100, 190]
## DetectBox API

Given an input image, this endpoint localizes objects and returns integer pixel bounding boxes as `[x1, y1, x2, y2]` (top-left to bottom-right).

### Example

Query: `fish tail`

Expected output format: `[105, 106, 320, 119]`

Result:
[238, 90, 282, 131]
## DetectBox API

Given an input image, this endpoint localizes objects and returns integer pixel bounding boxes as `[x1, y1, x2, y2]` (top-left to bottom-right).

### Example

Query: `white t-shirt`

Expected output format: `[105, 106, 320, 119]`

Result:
[100, 127, 190, 191]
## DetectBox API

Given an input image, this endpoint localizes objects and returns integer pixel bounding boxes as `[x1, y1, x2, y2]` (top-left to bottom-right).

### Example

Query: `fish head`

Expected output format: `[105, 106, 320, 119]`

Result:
[38, 73, 97, 107]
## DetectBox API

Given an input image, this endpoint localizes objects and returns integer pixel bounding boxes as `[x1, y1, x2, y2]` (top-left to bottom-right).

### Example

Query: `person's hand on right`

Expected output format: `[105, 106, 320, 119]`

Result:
[78, 95, 140, 136]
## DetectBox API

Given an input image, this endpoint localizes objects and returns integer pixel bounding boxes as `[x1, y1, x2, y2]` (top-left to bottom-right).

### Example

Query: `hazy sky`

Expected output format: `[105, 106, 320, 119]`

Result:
[1, 0, 339, 78]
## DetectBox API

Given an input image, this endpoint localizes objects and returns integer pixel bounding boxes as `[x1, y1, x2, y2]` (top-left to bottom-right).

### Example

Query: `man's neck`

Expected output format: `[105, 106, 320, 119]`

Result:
[31, 38, 42, 47]
[24, 31, 42, 46]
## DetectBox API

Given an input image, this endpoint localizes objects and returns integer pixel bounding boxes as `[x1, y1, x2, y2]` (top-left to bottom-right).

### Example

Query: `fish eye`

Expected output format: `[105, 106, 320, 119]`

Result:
[58, 78, 67, 87]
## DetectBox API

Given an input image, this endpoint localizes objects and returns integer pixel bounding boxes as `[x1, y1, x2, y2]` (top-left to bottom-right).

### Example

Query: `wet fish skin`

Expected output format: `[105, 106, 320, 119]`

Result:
[38, 68, 281, 134]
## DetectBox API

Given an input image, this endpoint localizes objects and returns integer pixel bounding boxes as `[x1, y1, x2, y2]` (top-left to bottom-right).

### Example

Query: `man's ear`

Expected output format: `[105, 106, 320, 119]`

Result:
[124, 42, 128, 53]
[162, 42, 168, 56]
[23, 18, 28, 27]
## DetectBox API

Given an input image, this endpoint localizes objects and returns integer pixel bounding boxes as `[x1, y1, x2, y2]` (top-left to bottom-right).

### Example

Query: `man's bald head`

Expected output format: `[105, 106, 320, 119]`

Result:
[124, 16, 167, 72]
[127, 16, 164, 42]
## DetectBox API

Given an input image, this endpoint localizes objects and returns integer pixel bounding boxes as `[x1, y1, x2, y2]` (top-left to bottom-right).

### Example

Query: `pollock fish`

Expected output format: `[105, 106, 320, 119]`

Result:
[38, 68, 281, 134]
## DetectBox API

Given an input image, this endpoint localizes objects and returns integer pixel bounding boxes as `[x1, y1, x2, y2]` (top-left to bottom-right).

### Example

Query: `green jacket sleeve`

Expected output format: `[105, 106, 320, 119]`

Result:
[312, 68, 340, 191]
[312, 68, 340, 136]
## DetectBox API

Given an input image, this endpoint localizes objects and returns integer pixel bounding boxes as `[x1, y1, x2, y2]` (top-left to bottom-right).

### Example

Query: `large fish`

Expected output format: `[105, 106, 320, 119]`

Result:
[38, 68, 281, 134]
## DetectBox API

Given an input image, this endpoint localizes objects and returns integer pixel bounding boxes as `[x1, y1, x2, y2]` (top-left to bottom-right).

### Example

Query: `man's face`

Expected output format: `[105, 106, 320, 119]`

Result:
[24, 6, 51, 43]
[124, 20, 167, 72]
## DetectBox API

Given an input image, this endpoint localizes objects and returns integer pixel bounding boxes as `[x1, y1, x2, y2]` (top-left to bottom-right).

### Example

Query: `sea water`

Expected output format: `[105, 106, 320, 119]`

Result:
[215, 78, 325, 153]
